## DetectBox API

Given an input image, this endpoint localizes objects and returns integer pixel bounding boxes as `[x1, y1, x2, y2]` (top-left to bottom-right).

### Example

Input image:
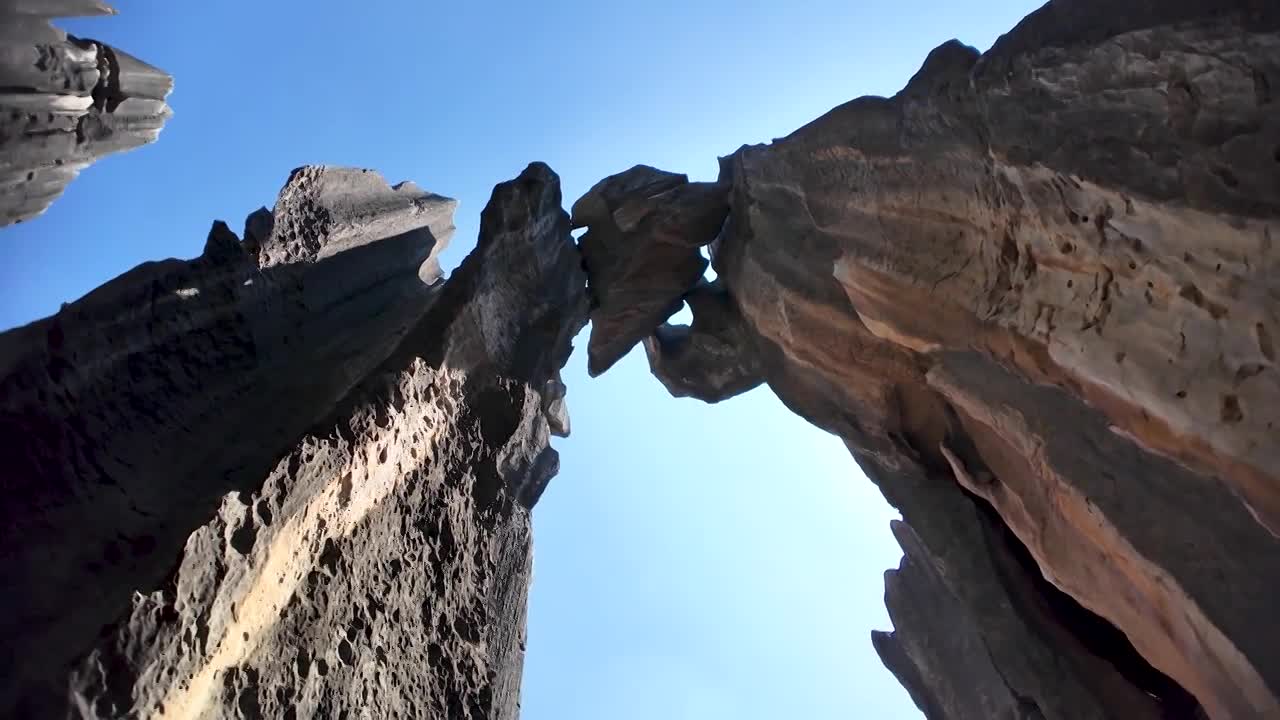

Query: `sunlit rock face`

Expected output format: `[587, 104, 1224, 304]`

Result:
[0, 163, 586, 718]
[0, 0, 174, 227]
[578, 1, 1280, 718]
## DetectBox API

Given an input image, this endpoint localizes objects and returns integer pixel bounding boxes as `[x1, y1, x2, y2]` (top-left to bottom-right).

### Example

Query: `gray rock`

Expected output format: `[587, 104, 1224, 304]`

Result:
[0, 164, 458, 716]
[644, 279, 763, 403]
[572, 165, 728, 376]
[59, 162, 583, 720]
[0, 1, 174, 227]
[579, 2, 1280, 718]
[541, 377, 571, 437]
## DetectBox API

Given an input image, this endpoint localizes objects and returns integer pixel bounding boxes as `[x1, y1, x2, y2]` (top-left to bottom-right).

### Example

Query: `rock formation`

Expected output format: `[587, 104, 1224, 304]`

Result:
[576, 2, 1280, 718]
[0, 0, 173, 227]
[0, 163, 586, 717]
[2, 0, 1279, 719]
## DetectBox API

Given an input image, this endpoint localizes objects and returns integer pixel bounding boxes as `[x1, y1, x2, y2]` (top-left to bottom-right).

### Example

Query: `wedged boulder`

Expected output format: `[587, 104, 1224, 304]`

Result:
[0, 0, 174, 227]
[572, 165, 729, 375]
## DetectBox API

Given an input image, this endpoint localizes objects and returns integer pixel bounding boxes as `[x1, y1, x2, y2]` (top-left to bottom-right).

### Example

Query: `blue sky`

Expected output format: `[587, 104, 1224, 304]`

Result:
[2, 1, 1041, 716]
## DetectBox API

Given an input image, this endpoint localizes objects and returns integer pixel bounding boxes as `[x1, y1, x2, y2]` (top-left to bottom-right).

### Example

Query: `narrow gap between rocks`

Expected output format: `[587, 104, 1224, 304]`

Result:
[968, 491, 1206, 718]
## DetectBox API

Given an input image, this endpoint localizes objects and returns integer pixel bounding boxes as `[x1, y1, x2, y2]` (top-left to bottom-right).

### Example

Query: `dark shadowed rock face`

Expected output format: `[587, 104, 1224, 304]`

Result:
[0, 162, 585, 718]
[577, 1, 1280, 718]
[0, 0, 173, 227]
[643, 279, 763, 403]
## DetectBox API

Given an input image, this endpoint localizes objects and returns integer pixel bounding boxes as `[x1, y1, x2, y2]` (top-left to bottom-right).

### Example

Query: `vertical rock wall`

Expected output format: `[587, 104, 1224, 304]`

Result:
[0, 163, 586, 718]
[576, 2, 1280, 718]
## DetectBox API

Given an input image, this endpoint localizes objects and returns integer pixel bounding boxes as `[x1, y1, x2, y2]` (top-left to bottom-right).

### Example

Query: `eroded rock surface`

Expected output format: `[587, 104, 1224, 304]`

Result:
[578, 1, 1280, 718]
[0, 0, 173, 227]
[572, 165, 728, 376]
[3, 1, 1279, 719]
[0, 162, 585, 718]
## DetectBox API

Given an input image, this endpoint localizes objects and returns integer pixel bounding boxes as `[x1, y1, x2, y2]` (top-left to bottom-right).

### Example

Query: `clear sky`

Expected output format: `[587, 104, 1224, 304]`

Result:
[2, 1, 1041, 717]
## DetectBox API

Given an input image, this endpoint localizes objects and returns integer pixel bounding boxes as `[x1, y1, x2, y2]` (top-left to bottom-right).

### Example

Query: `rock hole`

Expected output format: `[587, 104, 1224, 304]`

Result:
[1177, 284, 1228, 319]
[1061, 242, 1075, 254]
[1175, 390, 1187, 399]
[1221, 395, 1243, 424]
[453, 614, 480, 644]
[1212, 166, 1239, 189]
[1129, 261, 1137, 270]
[230, 521, 257, 555]
[1256, 323, 1275, 362]
[378, 446, 388, 464]
[1066, 279, 1073, 288]
[337, 471, 353, 508]
[337, 638, 355, 665]
[319, 538, 342, 573]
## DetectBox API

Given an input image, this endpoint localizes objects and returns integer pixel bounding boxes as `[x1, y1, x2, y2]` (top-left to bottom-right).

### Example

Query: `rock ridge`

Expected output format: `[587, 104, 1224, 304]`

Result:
[0, 161, 585, 718]
[0, 0, 174, 227]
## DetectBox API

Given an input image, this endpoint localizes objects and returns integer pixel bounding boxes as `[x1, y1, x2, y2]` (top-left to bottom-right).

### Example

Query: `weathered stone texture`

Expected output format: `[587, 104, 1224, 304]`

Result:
[0, 0, 174, 227]
[3, 1, 1280, 719]
[576, 2, 1280, 718]
[0, 162, 585, 718]
[572, 165, 728, 376]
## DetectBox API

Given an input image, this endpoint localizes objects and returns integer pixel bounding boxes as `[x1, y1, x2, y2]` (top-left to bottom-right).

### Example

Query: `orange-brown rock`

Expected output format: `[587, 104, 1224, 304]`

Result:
[0, 1, 173, 227]
[572, 165, 729, 376]
[580, 1, 1280, 717]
